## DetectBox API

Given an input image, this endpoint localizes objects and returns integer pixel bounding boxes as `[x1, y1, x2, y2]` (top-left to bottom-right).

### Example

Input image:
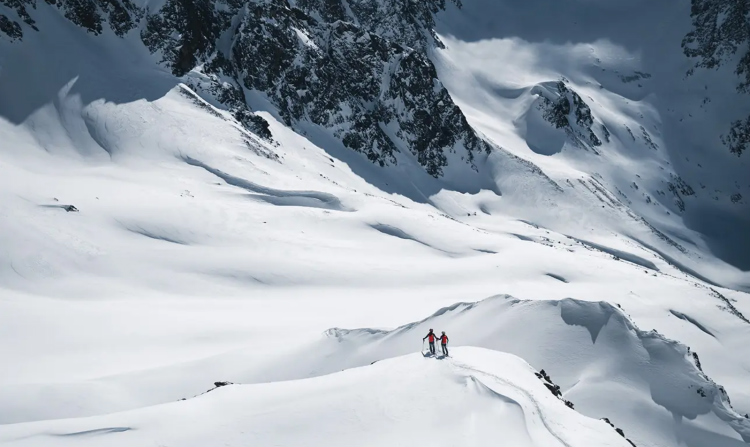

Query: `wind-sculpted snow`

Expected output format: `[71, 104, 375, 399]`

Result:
[669, 310, 715, 338]
[116, 215, 205, 246]
[1, 0, 488, 177]
[545, 273, 569, 283]
[57, 427, 132, 436]
[282, 296, 750, 447]
[3, 0, 749, 279]
[183, 156, 351, 211]
[567, 237, 660, 271]
[3, 0, 750, 445]
[0, 349, 634, 447]
[430, 0, 750, 275]
[369, 223, 457, 255]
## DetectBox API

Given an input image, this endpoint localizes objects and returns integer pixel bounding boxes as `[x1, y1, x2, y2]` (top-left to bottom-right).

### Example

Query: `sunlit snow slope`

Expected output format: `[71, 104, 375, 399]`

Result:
[432, 0, 750, 285]
[0, 349, 637, 447]
[1, 1, 750, 447]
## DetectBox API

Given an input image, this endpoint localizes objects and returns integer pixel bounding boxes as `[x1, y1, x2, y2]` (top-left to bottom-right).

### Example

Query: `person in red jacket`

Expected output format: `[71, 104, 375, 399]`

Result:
[423, 329, 436, 355]
[439, 331, 449, 357]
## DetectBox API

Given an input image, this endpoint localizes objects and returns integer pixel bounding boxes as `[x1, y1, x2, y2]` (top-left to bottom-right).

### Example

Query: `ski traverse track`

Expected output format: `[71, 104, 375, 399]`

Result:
[1, 0, 750, 446]
[277, 295, 750, 447]
[447, 356, 574, 447]
[0, 349, 631, 447]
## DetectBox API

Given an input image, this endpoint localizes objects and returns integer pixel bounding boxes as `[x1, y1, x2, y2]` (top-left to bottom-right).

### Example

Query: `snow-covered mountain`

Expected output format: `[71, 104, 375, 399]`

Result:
[1, 348, 642, 447]
[1, 0, 749, 446]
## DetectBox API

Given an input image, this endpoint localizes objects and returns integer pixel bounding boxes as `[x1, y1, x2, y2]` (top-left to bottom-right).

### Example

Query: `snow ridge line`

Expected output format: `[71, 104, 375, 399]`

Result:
[446, 358, 574, 447]
[708, 287, 749, 324]
[331, 295, 750, 440]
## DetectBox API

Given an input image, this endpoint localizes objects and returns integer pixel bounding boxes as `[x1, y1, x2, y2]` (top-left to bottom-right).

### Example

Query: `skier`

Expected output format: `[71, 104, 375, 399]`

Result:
[439, 331, 449, 357]
[423, 329, 437, 355]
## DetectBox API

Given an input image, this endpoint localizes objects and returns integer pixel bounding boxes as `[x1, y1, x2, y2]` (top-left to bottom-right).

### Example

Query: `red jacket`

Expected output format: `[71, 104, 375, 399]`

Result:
[440, 335, 448, 344]
[424, 332, 435, 342]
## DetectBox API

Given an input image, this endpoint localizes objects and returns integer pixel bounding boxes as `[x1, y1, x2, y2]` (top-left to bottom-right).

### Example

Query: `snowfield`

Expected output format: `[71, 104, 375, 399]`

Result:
[0, 349, 637, 447]
[1, 0, 750, 446]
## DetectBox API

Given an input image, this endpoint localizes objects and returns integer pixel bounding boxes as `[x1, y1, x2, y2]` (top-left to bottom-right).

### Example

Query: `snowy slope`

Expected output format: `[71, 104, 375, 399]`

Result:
[431, 0, 750, 287]
[0, 349, 635, 447]
[281, 296, 750, 447]
[1, 1, 750, 447]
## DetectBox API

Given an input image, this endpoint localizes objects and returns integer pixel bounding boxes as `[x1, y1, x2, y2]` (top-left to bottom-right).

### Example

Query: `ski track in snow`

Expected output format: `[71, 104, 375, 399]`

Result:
[1, 0, 750, 446]
[288, 295, 750, 446]
[0, 350, 632, 447]
[449, 360, 573, 447]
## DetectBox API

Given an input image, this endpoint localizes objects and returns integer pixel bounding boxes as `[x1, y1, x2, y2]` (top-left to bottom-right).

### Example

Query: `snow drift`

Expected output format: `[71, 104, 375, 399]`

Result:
[1, 0, 750, 446]
[266, 296, 750, 447]
[0, 349, 634, 447]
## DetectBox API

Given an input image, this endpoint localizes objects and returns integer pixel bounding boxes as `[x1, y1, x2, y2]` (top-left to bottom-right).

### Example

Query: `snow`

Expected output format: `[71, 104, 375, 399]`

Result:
[292, 27, 318, 50]
[0, 349, 633, 447]
[291, 296, 750, 447]
[1, 1, 750, 447]
[431, 0, 750, 285]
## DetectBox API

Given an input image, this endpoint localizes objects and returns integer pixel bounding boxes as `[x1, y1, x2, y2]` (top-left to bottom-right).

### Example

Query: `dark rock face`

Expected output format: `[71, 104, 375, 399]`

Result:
[204, 0, 487, 176]
[683, 0, 750, 156]
[722, 115, 750, 156]
[601, 417, 638, 447]
[141, 0, 238, 76]
[0, 0, 37, 33]
[667, 174, 696, 212]
[535, 369, 575, 409]
[538, 80, 602, 152]
[295, 0, 457, 50]
[1, 0, 140, 37]
[0, 13, 23, 39]
[60, 0, 140, 35]
[4, 0, 488, 177]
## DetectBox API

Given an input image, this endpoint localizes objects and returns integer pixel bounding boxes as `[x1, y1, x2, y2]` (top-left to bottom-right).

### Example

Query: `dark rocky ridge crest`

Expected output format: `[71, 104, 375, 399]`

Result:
[141, 0, 240, 77]
[151, 0, 488, 176]
[535, 80, 603, 152]
[295, 0, 459, 50]
[1, 0, 141, 38]
[0, 13, 23, 39]
[682, 0, 750, 156]
[2, 0, 488, 178]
